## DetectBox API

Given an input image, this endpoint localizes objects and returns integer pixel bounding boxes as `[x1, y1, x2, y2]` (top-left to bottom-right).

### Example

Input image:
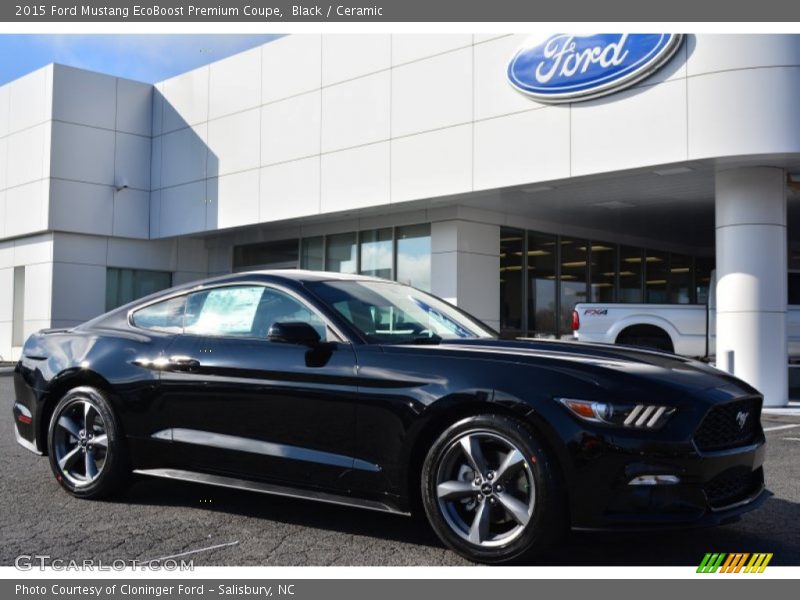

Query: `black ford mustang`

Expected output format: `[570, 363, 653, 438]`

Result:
[13, 271, 766, 563]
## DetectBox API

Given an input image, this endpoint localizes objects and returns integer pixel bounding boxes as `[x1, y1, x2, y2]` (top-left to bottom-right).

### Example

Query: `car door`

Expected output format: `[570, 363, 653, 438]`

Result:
[157, 283, 361, 490]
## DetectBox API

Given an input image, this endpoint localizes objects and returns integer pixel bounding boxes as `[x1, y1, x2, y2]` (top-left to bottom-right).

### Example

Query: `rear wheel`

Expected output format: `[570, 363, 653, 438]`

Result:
[616, 325, 674, 353]
[421, 414, 565, 564]
[47, 387, 130, 499]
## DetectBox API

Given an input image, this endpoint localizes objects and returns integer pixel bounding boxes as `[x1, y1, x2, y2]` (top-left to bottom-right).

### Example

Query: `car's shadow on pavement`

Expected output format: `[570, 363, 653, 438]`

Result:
[117, 477, 800, 566]
[121, 476, 442, 548]
[541, 496, 800, 566]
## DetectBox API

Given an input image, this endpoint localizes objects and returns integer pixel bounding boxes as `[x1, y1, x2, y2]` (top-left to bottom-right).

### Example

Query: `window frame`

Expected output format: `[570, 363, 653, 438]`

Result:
[127, 281, 348, 343]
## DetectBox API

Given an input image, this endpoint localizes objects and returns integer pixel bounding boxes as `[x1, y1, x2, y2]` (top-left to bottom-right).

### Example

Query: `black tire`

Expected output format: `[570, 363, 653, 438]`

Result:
[421, 414, 566, 564]
[47, 386, 130, 499]
[616, 325, 674, 353]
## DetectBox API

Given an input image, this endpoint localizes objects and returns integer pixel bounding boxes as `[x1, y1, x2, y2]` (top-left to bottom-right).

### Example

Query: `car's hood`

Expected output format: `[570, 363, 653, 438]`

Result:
[405, 338, 757, 398]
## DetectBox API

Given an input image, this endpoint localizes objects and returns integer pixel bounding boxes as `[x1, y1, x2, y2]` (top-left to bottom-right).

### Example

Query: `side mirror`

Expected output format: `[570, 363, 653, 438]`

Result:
[267, 321, 321, 346]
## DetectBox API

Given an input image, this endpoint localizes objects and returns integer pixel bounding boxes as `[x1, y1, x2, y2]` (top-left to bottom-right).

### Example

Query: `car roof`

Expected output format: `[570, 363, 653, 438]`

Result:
[202, 269, 389, 285]
[228, 269, 386, 282]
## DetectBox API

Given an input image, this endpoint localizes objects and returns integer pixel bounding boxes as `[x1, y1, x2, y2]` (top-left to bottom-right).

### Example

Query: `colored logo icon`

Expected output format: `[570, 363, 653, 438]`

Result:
[697, 552, 773, 573]
[508, 34, 683, 103]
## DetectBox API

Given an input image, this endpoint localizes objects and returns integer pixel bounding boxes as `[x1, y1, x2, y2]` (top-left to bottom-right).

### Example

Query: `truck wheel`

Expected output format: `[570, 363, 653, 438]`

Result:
[616, 325, 674, 353]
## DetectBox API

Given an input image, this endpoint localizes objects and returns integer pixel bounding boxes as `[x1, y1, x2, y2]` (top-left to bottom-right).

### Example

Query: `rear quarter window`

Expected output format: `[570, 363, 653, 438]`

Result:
[131, 296, 186, 333]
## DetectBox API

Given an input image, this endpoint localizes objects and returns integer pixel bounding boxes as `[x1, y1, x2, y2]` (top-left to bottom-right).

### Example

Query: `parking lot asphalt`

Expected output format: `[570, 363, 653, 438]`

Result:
[2, 374, 799, 567]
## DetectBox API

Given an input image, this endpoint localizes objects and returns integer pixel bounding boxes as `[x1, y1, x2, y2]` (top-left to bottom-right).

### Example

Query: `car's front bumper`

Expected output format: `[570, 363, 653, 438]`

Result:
[566, 429, 768, 530]
[572, 486, 770, 532]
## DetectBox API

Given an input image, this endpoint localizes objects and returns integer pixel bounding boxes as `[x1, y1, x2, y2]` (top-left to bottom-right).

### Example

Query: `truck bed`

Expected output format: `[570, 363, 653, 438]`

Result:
[573, 302, 800, 359]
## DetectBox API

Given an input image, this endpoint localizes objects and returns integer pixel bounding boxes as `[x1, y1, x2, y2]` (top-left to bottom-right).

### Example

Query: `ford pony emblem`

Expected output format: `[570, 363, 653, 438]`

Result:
[507, 34, 683, 103]
[736, 411, 749, 430]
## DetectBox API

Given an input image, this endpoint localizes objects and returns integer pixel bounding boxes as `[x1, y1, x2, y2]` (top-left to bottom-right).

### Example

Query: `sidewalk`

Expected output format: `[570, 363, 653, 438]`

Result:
[763, 401, 800, 416]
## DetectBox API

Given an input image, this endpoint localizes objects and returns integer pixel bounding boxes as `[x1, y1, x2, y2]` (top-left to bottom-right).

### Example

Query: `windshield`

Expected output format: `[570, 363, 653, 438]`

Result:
[308, 280, 497, 344]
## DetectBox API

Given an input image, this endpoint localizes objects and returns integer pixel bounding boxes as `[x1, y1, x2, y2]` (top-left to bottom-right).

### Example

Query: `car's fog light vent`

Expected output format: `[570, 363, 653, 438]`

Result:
[628, 474, 680, 486]
[704, 467, 763, 509]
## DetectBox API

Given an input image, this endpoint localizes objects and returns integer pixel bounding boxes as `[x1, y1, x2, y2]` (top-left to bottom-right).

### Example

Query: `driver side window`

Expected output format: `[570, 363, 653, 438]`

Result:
[252, 288, 329, 341]
[184, 286, 264, 337]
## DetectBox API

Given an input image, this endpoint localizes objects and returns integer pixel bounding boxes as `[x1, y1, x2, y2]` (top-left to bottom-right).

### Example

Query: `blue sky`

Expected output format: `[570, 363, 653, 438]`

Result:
[0, 34, 283, 85]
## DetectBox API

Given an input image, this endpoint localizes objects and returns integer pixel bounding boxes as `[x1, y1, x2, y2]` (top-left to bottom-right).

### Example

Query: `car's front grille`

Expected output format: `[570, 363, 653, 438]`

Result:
[693, 397, 762, 452]
[704, 466, 763, 509]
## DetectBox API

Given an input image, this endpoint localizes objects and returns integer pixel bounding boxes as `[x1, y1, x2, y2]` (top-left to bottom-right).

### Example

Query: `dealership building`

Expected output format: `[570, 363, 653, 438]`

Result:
[0, 34, 798, 405]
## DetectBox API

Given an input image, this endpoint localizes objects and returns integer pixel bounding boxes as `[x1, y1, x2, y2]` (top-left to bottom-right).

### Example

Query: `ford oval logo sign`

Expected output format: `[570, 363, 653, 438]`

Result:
[507, 34, 683, 103]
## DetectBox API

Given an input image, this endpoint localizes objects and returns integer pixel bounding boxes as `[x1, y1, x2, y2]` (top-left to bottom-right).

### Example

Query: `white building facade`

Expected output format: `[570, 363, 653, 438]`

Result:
[0, 34, 798, 405]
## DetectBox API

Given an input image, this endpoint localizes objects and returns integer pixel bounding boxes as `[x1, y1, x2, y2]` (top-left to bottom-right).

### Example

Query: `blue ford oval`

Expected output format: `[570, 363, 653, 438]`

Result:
[508, 34, 683, 103]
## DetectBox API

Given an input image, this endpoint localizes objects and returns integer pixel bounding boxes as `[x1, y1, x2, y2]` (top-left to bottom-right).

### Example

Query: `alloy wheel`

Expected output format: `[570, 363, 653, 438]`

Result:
[435, 430, 535, 548]
[52, 399, 109, 487]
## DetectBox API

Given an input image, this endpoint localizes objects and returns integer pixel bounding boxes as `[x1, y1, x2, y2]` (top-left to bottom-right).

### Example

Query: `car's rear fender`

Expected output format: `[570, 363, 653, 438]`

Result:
[14, 328, 165, 454]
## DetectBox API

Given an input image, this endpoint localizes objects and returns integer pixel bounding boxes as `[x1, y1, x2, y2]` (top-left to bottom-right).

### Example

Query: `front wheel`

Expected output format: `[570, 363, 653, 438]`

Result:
[47, 387, 130, 499]
[421, 414, 565, 564]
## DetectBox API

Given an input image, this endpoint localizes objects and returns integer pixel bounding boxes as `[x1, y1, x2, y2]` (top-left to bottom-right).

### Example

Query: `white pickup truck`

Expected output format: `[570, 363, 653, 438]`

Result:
[572, 272, 800, 360]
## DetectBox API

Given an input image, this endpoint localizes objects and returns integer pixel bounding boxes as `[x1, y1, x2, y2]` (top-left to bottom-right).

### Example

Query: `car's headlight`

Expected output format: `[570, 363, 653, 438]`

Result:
[557, 398, 675, 429]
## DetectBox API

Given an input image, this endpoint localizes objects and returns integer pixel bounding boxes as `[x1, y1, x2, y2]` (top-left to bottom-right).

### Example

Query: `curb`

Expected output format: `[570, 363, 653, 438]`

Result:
[0, 367, 14, 376]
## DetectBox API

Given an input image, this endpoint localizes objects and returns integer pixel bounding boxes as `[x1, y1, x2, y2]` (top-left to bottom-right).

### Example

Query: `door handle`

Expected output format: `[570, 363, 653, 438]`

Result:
[167, 355, 201, 371]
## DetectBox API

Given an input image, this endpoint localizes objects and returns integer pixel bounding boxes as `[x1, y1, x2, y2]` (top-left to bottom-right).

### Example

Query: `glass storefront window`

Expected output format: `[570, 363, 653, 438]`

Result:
[233, 239, 299, 270]
[589, 242, 616, 303]
[695, 256, 715, 305]
[360, 228, 393, 280]
[301, 237, 323, 271]
[326, 232, 358, 274]
[527, 231, 557, 337]
[668, 253, 692, 304]
[500, 228, 524, 336]
[237, 225, 431, 289]
[12, 266, 24, 346]
[790, 242, 800, 271]
[619, 246, 644, 303]
[500, 228, 735, 339]
[789, 242, 800, 304]
[396, 224, 431, 291]
[789, 273, 800, 305]
[644, 250, 668, 303]
[559, 238, 589, 336]
[106, 268, 172, 311]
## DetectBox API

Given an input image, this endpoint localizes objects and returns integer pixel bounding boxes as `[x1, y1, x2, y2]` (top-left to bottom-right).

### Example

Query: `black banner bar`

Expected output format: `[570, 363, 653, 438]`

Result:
[3, 0, 800, 22]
